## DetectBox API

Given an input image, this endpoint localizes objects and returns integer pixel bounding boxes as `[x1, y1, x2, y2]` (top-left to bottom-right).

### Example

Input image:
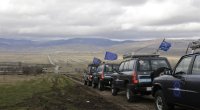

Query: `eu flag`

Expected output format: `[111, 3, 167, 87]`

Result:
[93, 57, 101, 65]
[104, 51, 118, 60]
[159, 40, 171, 51]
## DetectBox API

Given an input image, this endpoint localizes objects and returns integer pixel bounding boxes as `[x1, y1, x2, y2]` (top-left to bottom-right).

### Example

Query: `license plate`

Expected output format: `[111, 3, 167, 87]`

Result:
[146, 87, 152, 91]
[139, 79, 151, 83]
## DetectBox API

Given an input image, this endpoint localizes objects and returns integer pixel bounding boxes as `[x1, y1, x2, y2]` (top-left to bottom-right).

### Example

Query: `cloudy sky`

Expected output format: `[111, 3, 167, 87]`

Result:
[0, 0, 200, 40]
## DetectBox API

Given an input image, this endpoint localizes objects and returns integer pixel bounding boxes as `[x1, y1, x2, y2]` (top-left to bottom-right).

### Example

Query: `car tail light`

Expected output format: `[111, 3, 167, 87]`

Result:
[132, 71, 138, 84]
[89, 75, 93, 79]
[100, 65, 105, 80]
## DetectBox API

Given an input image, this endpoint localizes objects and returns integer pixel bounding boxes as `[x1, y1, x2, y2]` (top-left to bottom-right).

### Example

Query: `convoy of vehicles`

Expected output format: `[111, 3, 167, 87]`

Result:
[82, 40, 200, 110]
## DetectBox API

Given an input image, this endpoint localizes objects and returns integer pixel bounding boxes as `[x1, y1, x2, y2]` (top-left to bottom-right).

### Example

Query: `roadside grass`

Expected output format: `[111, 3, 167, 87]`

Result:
[0, 74, 74, 110]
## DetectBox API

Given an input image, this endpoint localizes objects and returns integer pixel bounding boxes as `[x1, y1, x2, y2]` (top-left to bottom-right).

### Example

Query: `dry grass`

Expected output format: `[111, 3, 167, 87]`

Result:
[0, 52, 49, 64]
[0, 75, 40, 85]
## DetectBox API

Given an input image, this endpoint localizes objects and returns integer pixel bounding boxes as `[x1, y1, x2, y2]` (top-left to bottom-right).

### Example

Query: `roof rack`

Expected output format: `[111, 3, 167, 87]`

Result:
[123, 53, 159, 59]
[186, 39, 200, 54]
[88, 64, 99, 67]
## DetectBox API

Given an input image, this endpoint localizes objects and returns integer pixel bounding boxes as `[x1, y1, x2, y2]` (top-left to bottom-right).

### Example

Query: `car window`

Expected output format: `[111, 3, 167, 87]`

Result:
[128, 60, 135, 70]
[90, 66, 96, 73]
[119, 62, 124, 72]
[97, 66, 102, 72]
[123, 61, 130, 71]
[175, 56, 193, 74]
[113, 65, 119, 71]
[151, 59, 169, 71]
[105, 65, 113, 72]
[138, 60, 150, 71]
[192, 55, 200, 75]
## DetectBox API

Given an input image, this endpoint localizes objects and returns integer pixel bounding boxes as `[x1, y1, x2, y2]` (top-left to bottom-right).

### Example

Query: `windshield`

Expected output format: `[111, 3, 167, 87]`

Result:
[89, 66, 97, 73]
[138, 59, 169, 71]
[138, 60, 150, 71]
[151, 60, 169, 71]
[104, 65, 114, 72]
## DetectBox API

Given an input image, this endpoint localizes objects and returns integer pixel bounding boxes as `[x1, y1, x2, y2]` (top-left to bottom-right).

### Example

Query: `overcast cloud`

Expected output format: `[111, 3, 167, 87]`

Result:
[0, 0, 200, 40]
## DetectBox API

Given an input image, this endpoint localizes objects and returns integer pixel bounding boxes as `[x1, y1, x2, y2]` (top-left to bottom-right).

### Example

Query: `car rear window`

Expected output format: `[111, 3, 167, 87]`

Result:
[151, 60, 169, 71]
[104, 65, 114, 72]
[138, 59, 169, 71]
[89, 66, 97, 73]
[138, 60, 150, 71]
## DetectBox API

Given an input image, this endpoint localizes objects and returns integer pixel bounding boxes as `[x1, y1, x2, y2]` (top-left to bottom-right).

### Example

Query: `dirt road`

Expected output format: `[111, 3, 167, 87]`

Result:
[66, 74, 191, 110]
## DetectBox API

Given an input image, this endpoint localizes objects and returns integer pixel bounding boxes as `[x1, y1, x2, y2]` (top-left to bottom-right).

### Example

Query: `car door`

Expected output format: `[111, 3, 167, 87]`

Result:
[166, 55, 193, 105]
[186, 54, 200, 108]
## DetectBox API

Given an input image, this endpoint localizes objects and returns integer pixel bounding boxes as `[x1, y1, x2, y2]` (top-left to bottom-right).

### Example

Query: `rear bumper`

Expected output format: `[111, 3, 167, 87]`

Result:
[128, 84, 152, 95]
[101, 78, 112, 86]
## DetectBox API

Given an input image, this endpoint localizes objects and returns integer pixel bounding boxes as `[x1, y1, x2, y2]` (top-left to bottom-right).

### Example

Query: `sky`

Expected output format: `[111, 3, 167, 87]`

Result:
[0, 0, 200, 40]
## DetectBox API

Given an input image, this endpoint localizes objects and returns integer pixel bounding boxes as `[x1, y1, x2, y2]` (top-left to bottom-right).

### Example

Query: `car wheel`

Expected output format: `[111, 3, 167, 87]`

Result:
[92, 80, 97, 88]
[111, 83, 118, 96]
[87, 81, 92, 86]
[155, 90, 174, 110]
[84, 81, 87, 85]
[126, 86, 136, 102]
[98, 80, 104, 91]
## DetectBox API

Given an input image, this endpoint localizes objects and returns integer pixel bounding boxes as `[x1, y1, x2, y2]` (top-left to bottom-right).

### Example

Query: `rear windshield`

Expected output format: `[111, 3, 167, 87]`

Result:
[89, 66, 97, 73]
[151, 60, 169, 71]
[138, 59, 169, 71]
[104, 65, 115, 72]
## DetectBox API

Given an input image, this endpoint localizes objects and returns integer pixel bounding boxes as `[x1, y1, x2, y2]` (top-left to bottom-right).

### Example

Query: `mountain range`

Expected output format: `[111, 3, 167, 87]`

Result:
[0, 37, 197, 56]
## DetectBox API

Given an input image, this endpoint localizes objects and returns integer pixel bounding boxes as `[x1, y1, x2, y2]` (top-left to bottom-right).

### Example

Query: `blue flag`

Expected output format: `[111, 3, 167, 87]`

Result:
[93, 57, 101, 65]
[159, 40, 171, 51]
[104, 51, 118, 60]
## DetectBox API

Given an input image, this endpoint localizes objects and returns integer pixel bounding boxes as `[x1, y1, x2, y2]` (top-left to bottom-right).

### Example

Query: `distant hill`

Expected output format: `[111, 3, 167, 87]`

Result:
[40, 38, 133, 47]
[0, 37, 197, 56]
[0, 38, 134, 52]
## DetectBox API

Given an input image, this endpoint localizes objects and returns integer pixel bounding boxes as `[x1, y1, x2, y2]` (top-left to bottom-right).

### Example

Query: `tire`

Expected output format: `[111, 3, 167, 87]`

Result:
[98, 80, 104, 91]
[84, 81, 87, 85]
[126, 86, 136, 102]
[111, 83, 118, 96]
[92, 80, 97, 88]
[87, 81, 92, 86]
[155, 90, 174, 110]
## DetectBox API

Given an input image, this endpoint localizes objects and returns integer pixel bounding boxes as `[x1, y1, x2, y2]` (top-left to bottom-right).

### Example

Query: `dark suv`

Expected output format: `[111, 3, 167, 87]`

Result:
[83, 64, 98, 86]
[92, 63, 119, 91]
[152, 53, 200, 110]
[111, 54, 171, 102]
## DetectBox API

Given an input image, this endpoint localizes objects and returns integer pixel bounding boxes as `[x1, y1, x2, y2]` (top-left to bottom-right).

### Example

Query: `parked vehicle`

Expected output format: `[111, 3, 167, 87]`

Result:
[92, 63, 119, 91]
[83, 64, 98, 86]
[111, 54, 171, 102]
[152, 40, 200, 110]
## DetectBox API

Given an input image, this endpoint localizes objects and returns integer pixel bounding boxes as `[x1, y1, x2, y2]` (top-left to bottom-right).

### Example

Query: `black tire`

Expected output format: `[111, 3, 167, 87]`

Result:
[98, 80, 104, 91]
[92, 80, 97, 88]
[155, 90, 174, 110]
[111, 83, 118, 96]
[84, 81, 87, 85]
[126, 86, 136, 102]
[87, 81, 92, 86]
